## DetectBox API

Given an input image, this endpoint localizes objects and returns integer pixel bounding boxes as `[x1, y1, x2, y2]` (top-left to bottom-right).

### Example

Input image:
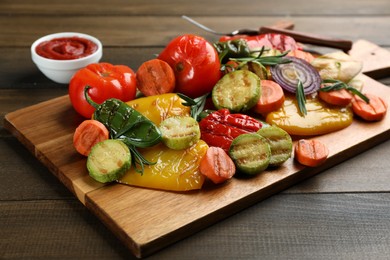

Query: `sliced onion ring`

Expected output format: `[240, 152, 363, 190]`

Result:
[270, 56, 321, 94]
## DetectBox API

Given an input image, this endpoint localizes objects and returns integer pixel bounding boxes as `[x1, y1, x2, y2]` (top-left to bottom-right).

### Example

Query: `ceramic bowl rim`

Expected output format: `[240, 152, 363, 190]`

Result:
[31, 32, 102, 70]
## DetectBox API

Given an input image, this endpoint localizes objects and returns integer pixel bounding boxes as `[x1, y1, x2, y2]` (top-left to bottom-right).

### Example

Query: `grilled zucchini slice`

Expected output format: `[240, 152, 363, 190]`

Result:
[87, 139, 131, 183]
[229, 133, 270, 175]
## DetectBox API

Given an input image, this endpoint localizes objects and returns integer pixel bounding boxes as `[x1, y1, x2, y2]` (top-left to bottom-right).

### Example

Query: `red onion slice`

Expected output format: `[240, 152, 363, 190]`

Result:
[270, 56, 321, 94]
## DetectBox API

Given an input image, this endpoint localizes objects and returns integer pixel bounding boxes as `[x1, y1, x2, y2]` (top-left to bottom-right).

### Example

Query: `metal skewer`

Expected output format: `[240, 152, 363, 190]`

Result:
[181, 15, 259, 36]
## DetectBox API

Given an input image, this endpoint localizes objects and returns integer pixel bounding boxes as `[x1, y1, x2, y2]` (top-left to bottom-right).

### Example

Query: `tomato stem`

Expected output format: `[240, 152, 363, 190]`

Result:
[84, 86, 100, 109]
[175, 62, 184, 72]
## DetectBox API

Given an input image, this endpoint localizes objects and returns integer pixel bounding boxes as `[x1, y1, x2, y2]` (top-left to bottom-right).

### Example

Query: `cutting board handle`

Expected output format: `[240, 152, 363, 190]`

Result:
[259, 26, 353, 52]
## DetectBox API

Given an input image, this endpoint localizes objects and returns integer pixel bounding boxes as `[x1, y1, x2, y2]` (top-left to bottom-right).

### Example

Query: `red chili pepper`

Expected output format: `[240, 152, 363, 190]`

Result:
[219, 33, 300, 52]
[199, 109, 262, 152]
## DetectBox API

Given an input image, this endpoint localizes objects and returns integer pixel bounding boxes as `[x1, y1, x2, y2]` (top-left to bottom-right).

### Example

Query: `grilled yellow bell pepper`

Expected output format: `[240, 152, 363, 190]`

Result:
[126, 93, 190, 126]
[266, 94, 353, 136]
[120, 93, 207, 191]
[118, 141, 208, 191]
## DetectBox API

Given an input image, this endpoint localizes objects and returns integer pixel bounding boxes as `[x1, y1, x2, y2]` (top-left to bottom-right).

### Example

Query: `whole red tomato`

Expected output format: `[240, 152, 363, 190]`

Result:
[158, 34, 221, 98]
[69, 62, 137, 118]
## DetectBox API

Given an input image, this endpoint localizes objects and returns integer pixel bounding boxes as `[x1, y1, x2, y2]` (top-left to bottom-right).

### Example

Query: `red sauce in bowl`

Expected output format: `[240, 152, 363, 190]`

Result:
[35, 36, 98, 60]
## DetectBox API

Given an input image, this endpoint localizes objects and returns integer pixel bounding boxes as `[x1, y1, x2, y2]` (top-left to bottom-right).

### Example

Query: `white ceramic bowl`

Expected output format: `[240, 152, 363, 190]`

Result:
[31, 32, 103, 84]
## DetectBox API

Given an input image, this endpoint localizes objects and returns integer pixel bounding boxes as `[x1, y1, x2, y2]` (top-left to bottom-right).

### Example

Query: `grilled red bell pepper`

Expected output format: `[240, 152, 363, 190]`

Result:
[219, 33, 300, 52]
[199, 109, 262, 152]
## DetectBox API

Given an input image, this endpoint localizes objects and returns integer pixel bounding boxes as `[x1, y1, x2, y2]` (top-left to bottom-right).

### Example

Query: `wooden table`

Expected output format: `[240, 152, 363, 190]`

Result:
[1, 1, 390, 259]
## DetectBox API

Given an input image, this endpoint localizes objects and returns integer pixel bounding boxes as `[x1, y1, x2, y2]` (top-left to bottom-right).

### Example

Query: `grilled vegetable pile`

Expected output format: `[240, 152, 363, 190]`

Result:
[70, 32, 387, 191]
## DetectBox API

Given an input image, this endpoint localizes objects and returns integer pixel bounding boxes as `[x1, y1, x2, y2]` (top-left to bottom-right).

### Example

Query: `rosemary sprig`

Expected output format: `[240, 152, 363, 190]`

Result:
[177, 92, 208, 121]
[120, 140, 156, 175]
[229, 46, 291, 69]
[296, 79, 307, 116]
[321, 79, 370, 103]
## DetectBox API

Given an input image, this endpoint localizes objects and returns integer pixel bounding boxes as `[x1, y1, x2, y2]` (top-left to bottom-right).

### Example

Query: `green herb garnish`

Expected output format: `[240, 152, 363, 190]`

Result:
[320, 79, 370, 103]
[296, 79, 307, 116]
[230, 46, 291, 69]
[177, 92, 209, 121]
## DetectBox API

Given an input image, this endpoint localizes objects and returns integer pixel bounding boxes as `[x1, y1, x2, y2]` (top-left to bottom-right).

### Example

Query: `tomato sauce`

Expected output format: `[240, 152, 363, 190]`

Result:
[36, 36, 98, 60]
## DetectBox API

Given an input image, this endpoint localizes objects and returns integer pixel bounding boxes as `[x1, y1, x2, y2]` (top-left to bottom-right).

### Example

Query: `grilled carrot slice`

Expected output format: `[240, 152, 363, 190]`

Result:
[351, 93, 387, 121]
[136, 59, 175, 96]
[199, 146, 236, 184]
[253, 80, 285, 115]
[294, 139, 329, 167]
[73, 119, 109, 156]
[318, 85, 353, 107]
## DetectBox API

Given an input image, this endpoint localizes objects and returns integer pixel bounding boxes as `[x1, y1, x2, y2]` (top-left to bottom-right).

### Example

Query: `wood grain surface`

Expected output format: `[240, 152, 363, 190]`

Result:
[1, 0, 390, 259]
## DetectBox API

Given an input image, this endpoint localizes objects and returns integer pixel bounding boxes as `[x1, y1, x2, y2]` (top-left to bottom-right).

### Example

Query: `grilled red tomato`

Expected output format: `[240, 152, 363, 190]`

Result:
[69, 62, 137, 118]
[158, 34, 221, 98]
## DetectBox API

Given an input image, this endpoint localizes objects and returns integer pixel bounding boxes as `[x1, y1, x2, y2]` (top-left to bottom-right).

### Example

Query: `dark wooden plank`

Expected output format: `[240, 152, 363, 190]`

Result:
[0, 200, 133, 259]
[2, 0, 390, 16]
[0, 47, 67, 89]
[2, 193, 390, 259]
[0, 137, 73, 200]
[0, 47, 162, 89]
[285, 138, 390, 194]
[154, 193, 390, 260]
[0, 89, 67, 133]
[1, 16, 390, 47]
[0, 89, 67, 111]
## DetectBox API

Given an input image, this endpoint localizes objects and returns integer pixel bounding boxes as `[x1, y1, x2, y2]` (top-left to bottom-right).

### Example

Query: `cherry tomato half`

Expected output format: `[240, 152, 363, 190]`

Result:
[69, 62, 137, 118]
[158, 34, 221, 98]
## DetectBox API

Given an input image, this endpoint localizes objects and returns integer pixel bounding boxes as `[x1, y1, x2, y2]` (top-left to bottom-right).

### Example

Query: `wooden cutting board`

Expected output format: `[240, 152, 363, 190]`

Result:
[4, 74, 390, 258]
[349, 39, 390, 79]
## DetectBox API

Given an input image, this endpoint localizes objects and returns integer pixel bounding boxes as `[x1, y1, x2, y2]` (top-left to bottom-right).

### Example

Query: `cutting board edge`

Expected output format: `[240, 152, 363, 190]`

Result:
[4, 112, 81, 200]
[4, 111, 39, 156]
[3, 98, 107, 204]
